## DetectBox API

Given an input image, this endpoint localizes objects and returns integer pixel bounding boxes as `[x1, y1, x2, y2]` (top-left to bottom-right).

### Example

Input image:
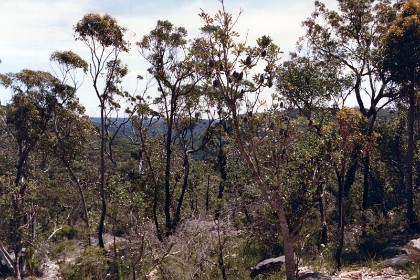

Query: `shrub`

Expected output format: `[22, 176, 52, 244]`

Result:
[60, 247, 110, 280]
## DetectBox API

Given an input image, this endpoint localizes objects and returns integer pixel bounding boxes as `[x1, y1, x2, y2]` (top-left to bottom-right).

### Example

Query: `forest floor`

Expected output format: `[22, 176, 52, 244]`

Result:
[36, 261, 414, 279]
[299, 266, 413, 279]
[18, 220, 420, 279]
[35, 246, 417, 280]
[336, 267, 412, 279]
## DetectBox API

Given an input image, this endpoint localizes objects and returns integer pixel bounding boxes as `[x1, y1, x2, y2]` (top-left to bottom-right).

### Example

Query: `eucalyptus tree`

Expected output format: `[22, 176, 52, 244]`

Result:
[171, 88, 214, 228]
[276, 53, 352, 121]
[49, 51, 94, 228]
[301, 0, 399, 236]
[137, 20, 202, 235]
[127, 85, 165, 241]
[193, 3, 314, 279]
[50, 50, 88, 88]
[74, 13, 130, 248]
[0, 69, 81, 279]
[321, 108, 369, 268]
[383, 0, 420, 229]
[276, 53, 355, 246]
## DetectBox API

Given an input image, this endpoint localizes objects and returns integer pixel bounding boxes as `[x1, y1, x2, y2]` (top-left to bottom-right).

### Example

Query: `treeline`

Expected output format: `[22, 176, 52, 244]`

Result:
[0, 0, 419, 279]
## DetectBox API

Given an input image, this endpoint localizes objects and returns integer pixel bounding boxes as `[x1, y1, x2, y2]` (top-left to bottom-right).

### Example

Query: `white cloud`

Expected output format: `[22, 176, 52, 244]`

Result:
[0, 0, 93, 68]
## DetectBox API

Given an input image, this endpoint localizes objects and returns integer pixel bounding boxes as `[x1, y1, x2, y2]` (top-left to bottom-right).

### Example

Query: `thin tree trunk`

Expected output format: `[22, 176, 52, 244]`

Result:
[230, 108, 296, 280]
[12, 173, 27, 279]
[9, 118, 47, 278]
[31, 207, 36, 242]
[216, 220, 227, 280]
[344, 159, 358, 198]
[277, 205, 297, 280]
[335, 170, 345, 269]
[215, 139, 227, 220]
[173, 153, 190, 228]
[164, 120, 173, 236]
[11, 145, 36, 279]
[406, 82, 416, 229]
[205, 174, 210, 213]
[361, 114, 376, 238]
[11, 195, 23, 280]
[140, 129, 163, 241]
[98, 105, 107, 248]
[64, 161, 90, 228]
[362, 153, 370, 238]
[318, 183, 328, 246]
[53, 121, 90, 229]
[152, 183, 162, 242]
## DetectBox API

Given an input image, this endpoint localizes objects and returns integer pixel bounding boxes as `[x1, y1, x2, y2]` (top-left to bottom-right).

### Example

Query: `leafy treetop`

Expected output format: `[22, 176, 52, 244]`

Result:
[74, 13, 130, 52]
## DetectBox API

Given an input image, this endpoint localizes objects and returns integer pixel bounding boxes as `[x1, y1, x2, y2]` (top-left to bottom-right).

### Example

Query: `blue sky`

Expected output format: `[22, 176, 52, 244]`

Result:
[0, 0, 337, 116]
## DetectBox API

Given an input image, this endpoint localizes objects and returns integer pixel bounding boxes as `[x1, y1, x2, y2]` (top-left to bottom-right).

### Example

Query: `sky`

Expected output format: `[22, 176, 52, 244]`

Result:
[0, 0, 337, 116]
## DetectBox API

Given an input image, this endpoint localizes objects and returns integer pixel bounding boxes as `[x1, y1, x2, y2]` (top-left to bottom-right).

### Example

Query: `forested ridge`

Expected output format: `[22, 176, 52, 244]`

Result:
[0, 0, 419, 279]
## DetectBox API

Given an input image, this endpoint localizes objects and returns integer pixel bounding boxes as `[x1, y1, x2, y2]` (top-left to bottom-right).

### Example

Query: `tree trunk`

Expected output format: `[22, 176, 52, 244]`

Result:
[98, 105, 107, 248]
[216, 220, 227, 280]
[173, 153, 190, 228]
[335, 171, 345, 269]
[53, 118, 90, 229]
[205, 174, 210, 213]
[361, 153, 370, 238]
[230, 109, 296, 280]
[64, 161, 90, 228]
[344, 159, 358, 198]
[406, 82, 416, 230]
[11, 194, 23, 280]
[31, 207, 36, 242]
[361, 114, 376, 238]
[12, 179, 28, 279]
[153, 183, 163, 242]
[11, 148, 33, 279]
[318, 183, 328, 246]
[215, 139, 227, 220]
[277, 205, 296, 280]
[140, 132, 163, 241]
[164, 120, 173, 236]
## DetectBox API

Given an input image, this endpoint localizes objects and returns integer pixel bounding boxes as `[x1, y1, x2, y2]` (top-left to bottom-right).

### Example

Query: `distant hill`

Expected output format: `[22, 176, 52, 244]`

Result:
[88, 107, 397, 141]
[89, 117, 210, 140]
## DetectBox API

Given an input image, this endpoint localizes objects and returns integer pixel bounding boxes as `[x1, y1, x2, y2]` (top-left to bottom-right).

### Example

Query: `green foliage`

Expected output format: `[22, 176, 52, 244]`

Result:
[321, 108, 367, 161]
[50, 240, 77, 262]
[56, 225, 78, 240]
[301, 0, 399, 118]
[50, 50, 88, 73]
[137, 19, 192, 87]
[4, 69, 80, 144]
[276, 54, 351, 119]
[137, 20, 187, 50]
[240, 232, 284, 266]
[25, 246, 44, 276]
[59, 247, 110, 280]
[74, 13, 129, 51]
[195, 6, 281, 105]
[383, 0, 420, 84]
[402, 261, 420, 279]
[107, 173, 145, 237]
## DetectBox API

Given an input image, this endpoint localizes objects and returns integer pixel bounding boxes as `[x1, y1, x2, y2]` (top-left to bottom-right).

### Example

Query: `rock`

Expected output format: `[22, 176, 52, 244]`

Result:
[338, 270, 363, 279]
[380, 246, 408, 258]
[250, 256, 285, 278]
[297, 272, 332, 280]
[41, 257, 60, 280]
[380, 255, 412, 268]
[406, 237, 420, 262]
